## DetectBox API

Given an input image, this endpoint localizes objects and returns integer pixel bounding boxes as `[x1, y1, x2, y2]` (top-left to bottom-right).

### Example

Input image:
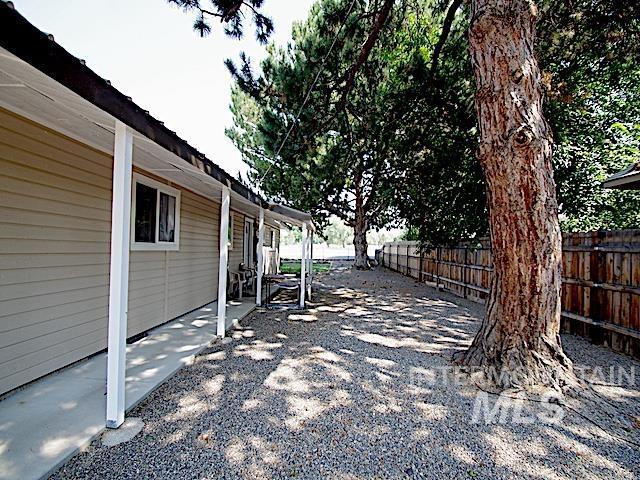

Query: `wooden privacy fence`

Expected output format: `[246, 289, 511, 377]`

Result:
[381, 230, 640, 357]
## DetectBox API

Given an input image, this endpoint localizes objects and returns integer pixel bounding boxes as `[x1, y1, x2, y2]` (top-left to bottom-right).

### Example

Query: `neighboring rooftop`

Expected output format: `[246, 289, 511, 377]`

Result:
[603, 162, 640, 190]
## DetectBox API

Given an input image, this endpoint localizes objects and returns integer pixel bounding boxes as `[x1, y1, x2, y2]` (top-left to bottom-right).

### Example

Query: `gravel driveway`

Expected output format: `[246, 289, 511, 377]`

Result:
[52, 266, 640, 479]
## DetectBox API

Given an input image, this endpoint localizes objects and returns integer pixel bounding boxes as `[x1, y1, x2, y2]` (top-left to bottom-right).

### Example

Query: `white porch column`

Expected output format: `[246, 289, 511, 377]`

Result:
[217, 186, 230, 337]
[308, 230, 313, 299]
[256, 208, 265, 305]
[106, 121, 133, 429]
[308, 232, 313, 274]
[299, 222, 307, 308]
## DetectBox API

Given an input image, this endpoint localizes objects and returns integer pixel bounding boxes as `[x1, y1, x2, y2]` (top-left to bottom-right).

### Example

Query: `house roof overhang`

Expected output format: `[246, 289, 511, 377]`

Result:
[0, 1, 314, 228]
[266, 204, 315, 231]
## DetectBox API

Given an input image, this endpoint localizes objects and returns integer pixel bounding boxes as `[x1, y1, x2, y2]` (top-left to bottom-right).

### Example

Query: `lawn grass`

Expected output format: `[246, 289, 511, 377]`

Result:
[280, 261, 331, 274]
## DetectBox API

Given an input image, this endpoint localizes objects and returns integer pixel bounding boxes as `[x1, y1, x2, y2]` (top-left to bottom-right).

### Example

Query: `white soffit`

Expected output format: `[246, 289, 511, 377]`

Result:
[0, 48, 114, 154]
[0, 46, 228, 202]
[265, 210, 301, 229]
[0, 46, 308, 224]
[230, 190, 261, 218]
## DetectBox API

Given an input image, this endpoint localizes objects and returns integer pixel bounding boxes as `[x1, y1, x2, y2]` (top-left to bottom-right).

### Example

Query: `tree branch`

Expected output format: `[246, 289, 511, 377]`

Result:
[429, 0, 464, 77]
[221, 1, 243, 22]
[338, 0, 394, 107]
[323, 200, 354, 224]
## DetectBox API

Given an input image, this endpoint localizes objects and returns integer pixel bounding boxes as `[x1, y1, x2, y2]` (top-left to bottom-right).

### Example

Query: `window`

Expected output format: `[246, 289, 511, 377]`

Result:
[159, 193, 176, 242]
[134, 182, 156, 243]
[131, 174, 180, 250]
[270, 228, 276, 248]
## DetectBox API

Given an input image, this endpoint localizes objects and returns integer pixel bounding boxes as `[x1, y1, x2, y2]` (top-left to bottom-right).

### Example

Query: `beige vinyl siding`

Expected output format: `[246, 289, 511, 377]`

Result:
[166, 190, 219, 321]
[0, 109, 223, 395]
[127, 171, 220, 336]
[0, 108, 112, 395]
[127, 250, 166, 337]
[263, 224, 280, 249]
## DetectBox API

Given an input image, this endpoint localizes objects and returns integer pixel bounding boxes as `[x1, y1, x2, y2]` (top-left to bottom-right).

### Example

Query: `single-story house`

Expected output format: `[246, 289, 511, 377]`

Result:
[603, 162, 640, 190]
[0, 0, 314, 431]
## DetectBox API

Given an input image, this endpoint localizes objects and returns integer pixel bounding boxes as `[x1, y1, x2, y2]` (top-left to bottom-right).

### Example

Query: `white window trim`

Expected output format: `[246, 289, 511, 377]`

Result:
[270, 226, 277, 248]
[131, 173, 181, 251]
[228, 211, 235, 250]
[244, 218, 255, 265]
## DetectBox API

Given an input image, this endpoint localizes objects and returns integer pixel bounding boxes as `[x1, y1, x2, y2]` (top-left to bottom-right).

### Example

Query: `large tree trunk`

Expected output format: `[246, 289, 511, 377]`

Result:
[352, 171, 370, 269]
[353, 212, 369, 269]
[457, 0, 572, 389]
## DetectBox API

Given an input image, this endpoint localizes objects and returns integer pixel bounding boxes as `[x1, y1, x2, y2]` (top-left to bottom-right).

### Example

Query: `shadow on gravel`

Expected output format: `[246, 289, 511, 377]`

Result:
[51, 267, 640, 480]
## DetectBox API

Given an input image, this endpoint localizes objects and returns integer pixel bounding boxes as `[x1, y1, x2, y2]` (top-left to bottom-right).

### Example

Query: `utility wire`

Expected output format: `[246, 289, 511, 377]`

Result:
[259, 0, 358, 184]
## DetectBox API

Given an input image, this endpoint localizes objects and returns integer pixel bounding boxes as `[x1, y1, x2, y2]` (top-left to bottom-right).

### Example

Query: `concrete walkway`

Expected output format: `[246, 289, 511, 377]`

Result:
[0, 297, 257, 480]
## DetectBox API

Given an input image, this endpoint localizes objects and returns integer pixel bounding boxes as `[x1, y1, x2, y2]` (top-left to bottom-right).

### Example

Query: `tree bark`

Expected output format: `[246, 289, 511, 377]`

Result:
[353, 210, 369, 269]
[456, 0, 573, 389]
[353, 175, 370, 269]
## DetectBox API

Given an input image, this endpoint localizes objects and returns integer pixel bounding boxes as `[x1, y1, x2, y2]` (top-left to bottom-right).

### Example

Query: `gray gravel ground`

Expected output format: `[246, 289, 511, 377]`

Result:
[52, 265, 640, 480]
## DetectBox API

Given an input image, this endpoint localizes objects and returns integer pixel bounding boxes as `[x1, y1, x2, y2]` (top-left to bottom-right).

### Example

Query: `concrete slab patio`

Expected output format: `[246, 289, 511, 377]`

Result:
[0, 297, 257, 480]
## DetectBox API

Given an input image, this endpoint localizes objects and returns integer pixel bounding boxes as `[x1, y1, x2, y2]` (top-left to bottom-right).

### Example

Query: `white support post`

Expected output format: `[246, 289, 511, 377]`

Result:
[256, 208, 265, 305]
[106, 121, 133, 429]
[217, 187, 230, 337]
[309, 232, 313, 273]
[307, 231, 313, 299]
[299, 222, 307, 308]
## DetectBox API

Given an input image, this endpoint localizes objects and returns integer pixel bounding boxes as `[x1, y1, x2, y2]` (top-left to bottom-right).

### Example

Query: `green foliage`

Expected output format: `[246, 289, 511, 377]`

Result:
[393, 0, 640, 245]
[367, 227, 403, 245]
[323, 216, 353, 247]
[385, 2, 487, 247]
[538, 0, 640, 231]
[401, 227, 419, 241]
[280, 227, 302, 245]
[225, 0, 640, 249]
[168, 0, 273, 42]
[227, 0, 402, 241]
[550, 81, 640, 231]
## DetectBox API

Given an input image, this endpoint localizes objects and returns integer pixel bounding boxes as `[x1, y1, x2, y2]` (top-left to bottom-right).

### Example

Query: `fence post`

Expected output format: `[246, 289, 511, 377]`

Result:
[436, 246, 441, 291]
[589, 232, 605, 345]
[389, 245, 398, 271]
[407, 244, 411, 276]
[463, 246, 468, 299]
[419, 247, 424, 283]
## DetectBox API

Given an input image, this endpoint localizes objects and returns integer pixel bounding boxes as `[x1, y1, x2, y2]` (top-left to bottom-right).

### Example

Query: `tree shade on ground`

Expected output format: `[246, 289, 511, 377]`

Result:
[173, 0, 640, 389]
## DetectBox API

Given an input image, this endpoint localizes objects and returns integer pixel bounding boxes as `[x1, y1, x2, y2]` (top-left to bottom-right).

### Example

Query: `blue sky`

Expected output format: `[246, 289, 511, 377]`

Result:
[12, 0, 315, 179]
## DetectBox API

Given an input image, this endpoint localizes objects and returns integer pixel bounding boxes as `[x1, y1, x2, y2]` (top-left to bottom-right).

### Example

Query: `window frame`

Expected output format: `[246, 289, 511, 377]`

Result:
[228, 211, 235, 251]
[243, 217, 254, 265]
[131, 173, 181, 251]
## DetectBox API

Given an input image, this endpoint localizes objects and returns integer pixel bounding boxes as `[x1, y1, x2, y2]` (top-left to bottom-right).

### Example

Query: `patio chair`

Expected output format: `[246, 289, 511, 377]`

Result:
[239, 263, 257, 296]
[227, 269, 244, 299]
